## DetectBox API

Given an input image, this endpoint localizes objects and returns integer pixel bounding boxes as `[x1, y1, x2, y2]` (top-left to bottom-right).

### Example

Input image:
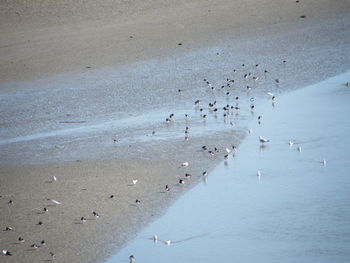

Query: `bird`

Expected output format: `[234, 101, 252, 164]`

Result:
[41, 240, 46, 246]
[257, 170, 261, 177]
[132, 179, 138, 185]
[2, 250, 12, 256]
[129, 255, 135, 263]
[80, 217, 87, 223]
[259, 136, 270, 143]
[165, 185, 170, 191]
[164, 240, 171, 246]
[345, 82, 350, 87]
[224, 154, 229, 160]
[50, 199, 61, 205]
[43, 207, 48, 213]
[135, 199, 141, 204]
[4, 226, 13, 231]
[322, 159, 327, 166]
[52, 176, 57, 182]
[92, 211, 100, 218]
[225, 147, 231, 153]
[153, 235, 158, 242]
[18, 237, 25, 243]
[110, 194, 115, 199]
[202, 171, 208, 176]
[248, 129, 252, 134]
[37, 221, 43, 225]
[297, 146, 302, 152]
[181, 162, 189, 167]
[185, 173, 192, 178]
[31, 244, 39, 249]
[288, 141, 295, 146]
[179, 179, 185, 184]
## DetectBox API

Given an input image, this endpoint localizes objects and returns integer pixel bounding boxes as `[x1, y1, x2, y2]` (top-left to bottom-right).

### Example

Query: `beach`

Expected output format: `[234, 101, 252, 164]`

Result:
[1, 0, 350, 262]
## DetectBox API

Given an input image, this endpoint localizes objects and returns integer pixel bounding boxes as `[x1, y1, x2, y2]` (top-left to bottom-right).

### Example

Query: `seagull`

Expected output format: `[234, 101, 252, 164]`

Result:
[4, 226, 13, 231]
[52, 176, 57, 182]
[297, 146, 302, 152]
[257, 170, 261, 177]
[259, 136, 270, 143]
[18, 237, 25, 243]
[165, 185, 170, 191]
[49, 199, 61, 205]
[129, 255, 135, 263]
[225, 147, 231, 153]
[179, 179, 185, 184]
[202, 171, 208, 176]
[2, 250, 12, 256]
[164, 240, 171, 246]
[31, 244, 39, 249]
[43, 207, 48, 213]
[345, 82, 350, 87]
[322, 159, 327, 166]
[288, 141, 295, 146]
[41, 240, 46, 246]
[132, 179, 138, 185]
[135, 199, 141, 204]
[248, 129, 252, 134]
[181, 162, 189, 168]
[153, 235, 158, 242]
[81, 217, 87, 223]
[224, 154, 229, 160]
[267, 92, 274, 97]
[185, 173, 192, 178]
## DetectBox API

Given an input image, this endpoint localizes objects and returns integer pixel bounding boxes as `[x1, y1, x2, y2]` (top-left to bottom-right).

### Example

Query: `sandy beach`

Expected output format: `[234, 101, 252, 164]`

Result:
[1, 0, 350, 262]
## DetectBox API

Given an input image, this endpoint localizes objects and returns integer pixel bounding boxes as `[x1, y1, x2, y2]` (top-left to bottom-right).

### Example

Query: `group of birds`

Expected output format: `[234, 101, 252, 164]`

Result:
[3, 60, 328, 263]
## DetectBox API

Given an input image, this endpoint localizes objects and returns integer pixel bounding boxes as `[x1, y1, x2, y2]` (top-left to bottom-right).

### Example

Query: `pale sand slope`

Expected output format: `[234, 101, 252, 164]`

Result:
[1, 0, 350, 263]
[0, 0, 349, 82]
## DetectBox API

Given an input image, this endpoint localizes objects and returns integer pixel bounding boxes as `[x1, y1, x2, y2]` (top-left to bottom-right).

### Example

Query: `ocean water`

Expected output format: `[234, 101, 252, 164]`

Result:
[106, 72, 350, 263]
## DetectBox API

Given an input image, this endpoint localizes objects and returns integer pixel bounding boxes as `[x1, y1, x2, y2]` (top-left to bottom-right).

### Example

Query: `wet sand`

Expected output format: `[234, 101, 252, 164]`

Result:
[1, 0, 350, 262]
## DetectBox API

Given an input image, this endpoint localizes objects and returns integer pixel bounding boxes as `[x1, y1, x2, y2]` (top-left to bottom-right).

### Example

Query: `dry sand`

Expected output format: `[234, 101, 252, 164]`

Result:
[1, 0, 350, 262]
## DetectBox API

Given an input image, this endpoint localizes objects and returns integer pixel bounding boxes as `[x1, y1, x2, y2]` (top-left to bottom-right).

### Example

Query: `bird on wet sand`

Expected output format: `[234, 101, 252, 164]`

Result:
[129, 255, 135, 263]
[259, 136, 270, 143]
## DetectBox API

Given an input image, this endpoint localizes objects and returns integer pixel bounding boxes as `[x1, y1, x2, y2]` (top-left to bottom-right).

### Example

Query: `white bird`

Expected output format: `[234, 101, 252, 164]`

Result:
[129, 255, 135, 263]
[297, 146, 302, 152]
[50, 199, 61, 205]
[52, 176, 57, 182]
[267, 92, 274, 97]
[181, 162, 189, 167]
[322, 159, 327, 166]
[132, 179, 138, 185]
[257, 170, 261, 177]
[2, 250, 12, 256]
[153, 235, 158, 242]
[248, 129, 252, 134]
[164, 240, 171, 246]
[288, 141, 294, 146]
[259, 136, 270, 143]
[225, 148, 231, 153]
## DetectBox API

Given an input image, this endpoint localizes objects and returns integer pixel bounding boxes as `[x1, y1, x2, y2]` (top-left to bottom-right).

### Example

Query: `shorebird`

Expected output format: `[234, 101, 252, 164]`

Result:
[165, 185, 170, 191]
[225, 147, 231, 153]
[132, 179, 138, 185]
[257, 170, 261, 177]
[52, 176, 57, 182]
[41, 240, 46, 246]
[179, 179, 185, 184]
[288, 141, 295, 146]
[4, 226, 13, 231]
[202, 171, 208, 176]
[129, 255, 135, 263]
[2, 250, 12, 256]
[135, 199, 141, 204]
[92, 211, 100, 218]
[181, 162, 189, 167]
[80, 217, 86, 223]
[8, 200, 13, 204]
[110, 195, 115, 199]
[31, 244, 39, 249]
[37, 221, 43, 225]
[259, 136, 270, 143]
[18, 237, 25, 243]
[185, 173, 192, 178]
[224, 154, 229, 160]
[164, 240, 171, 246]
[50, 199, 61, 205]
[248, 129, 252, 134]
[153, 235, 158, 242]
[43, 207, 48, 213]
[345, 82, 350, 87]
[49, 252, 55, 261]
[297, 146, 302, 152]
[322, 159, 327, 166]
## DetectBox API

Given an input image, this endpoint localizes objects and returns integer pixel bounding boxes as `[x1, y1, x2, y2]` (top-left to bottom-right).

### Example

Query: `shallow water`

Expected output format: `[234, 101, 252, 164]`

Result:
[106, 72, 350, 262]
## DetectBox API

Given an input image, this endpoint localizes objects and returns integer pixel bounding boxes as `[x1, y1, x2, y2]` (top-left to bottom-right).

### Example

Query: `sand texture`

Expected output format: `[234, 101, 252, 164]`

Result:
[1, 0, 350, 262]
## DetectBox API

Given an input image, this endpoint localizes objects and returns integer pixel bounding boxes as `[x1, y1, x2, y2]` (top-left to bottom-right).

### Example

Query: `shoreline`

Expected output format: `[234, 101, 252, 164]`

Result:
[1, 1, 350, 262]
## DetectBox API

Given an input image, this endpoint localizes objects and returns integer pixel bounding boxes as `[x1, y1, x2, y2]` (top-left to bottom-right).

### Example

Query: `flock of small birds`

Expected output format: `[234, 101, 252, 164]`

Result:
[2, 59, 338, 263]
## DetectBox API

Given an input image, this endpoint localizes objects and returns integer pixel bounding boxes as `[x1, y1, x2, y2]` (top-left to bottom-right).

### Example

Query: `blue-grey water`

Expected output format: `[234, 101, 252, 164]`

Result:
[106, 72, 350, 263]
